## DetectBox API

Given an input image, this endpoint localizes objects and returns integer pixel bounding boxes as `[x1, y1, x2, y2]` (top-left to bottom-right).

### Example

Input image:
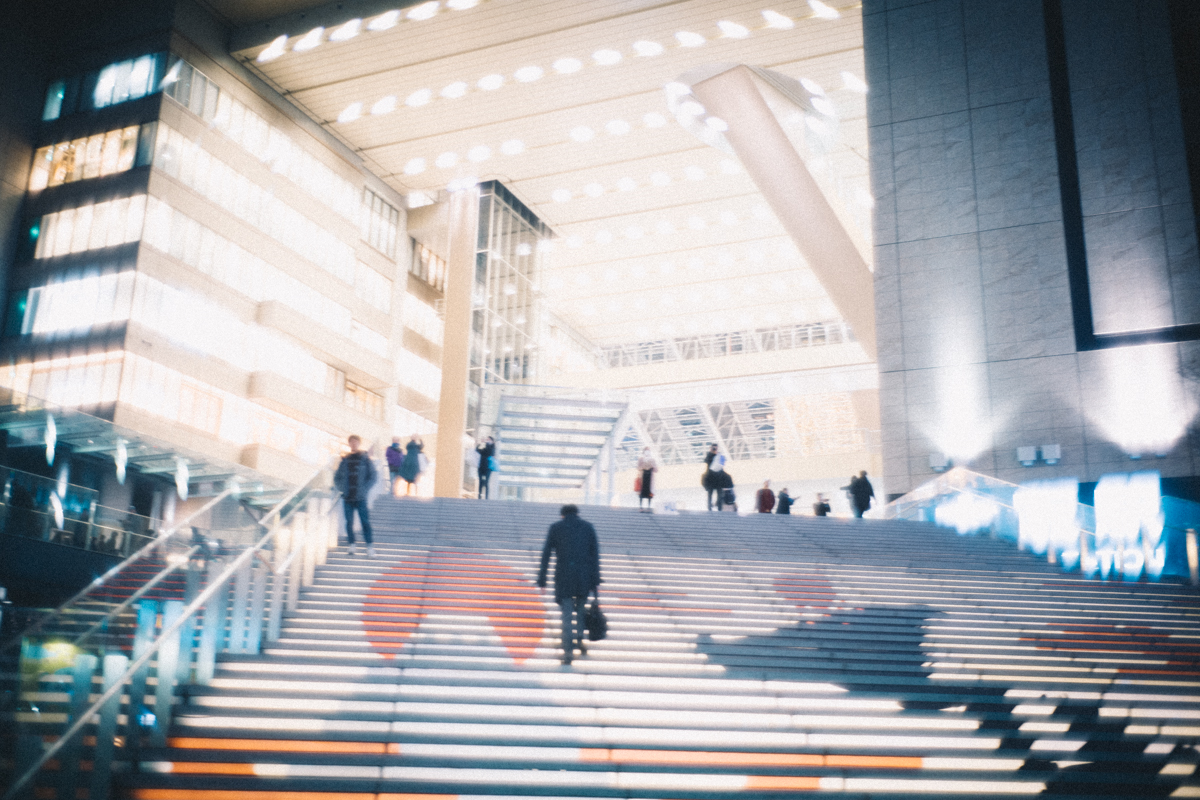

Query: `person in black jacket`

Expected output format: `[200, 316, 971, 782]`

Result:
[537, 504, 601, 665]
[475, 436, 495, 499]
[333, 435, 377, 558]
[775, 488, 794, 515]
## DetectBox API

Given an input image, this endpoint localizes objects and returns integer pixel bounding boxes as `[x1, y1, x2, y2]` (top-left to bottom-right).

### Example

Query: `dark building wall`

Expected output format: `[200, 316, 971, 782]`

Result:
[866, 0, 1200, 495]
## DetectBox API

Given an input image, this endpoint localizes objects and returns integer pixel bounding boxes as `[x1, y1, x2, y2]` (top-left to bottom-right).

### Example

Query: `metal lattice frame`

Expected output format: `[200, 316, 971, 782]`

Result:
[601, 321, 852, 369]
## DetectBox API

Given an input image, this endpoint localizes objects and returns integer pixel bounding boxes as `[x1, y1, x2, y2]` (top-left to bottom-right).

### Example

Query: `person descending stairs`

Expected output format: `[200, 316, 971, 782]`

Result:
[118, 497, 1200, 799]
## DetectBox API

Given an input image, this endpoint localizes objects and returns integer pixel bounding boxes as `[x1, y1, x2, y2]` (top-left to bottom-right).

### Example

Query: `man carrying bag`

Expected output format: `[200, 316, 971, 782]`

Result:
[537, 504, 602, 665]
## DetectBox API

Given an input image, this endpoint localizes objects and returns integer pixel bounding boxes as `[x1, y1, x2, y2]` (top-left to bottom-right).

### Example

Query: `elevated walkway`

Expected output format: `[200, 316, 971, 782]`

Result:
[106, 498, 1200, 799]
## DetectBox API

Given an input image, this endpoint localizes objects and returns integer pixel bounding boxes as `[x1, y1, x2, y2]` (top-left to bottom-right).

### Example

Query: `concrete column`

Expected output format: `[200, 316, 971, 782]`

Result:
[434, 186, 481, 498]
[691, 65, 876, 356]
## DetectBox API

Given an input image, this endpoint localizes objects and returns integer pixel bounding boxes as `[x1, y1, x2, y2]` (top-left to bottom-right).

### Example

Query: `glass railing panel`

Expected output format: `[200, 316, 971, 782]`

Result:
[2, 464, 336, 800]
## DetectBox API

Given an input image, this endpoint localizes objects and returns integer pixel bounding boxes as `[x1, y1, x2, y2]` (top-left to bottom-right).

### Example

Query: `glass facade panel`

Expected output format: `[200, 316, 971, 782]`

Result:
[43, 53, 164, 121]
[410, 239, 447, 291]
[362, 188, 399, 257]
[33, 195, 145, 258]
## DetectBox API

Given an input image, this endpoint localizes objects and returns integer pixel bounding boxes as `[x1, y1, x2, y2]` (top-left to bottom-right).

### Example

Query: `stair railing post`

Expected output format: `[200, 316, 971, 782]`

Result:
[245, 559, 268, 653]
[322, 496, 336, 552]
[87, 653, 129, 800]
[55, 653, 97, 800]
[176, 559, 201, 684]
[299, 512, 317, 587]
[267, 557, 287, 642]
[152, 599, 184, 747]
[1187, 528, 1199, 586]
[286, 522, 303, 611]
[310, 498, 328, 567]
[195, 559, 227, 684]
[122, 600, 158, 747]
[226, 557, 252, 654]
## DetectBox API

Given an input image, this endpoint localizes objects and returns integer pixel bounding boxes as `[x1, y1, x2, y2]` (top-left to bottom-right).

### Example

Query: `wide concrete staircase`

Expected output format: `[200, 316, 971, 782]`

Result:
[119, 498, 1200, 799]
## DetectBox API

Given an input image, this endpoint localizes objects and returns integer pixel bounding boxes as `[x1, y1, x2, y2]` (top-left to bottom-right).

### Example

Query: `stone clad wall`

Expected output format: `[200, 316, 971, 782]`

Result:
[865, 0, 1200, 496]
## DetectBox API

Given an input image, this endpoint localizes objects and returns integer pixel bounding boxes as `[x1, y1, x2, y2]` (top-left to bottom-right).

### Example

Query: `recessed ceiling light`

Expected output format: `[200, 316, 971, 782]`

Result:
[499, 139, 525, 155]
[808, 0, 840, 19]
[624, 226, 645, 239]
[446, 0, 478, 9]
[675, 31, 706, 47]
[718, 20, 750, 38]
[583, 182, 605, 197]
[566, 236, 583, 248]
[293, 26, 324, 51]
[329, 19, 362, 41]
[570, 126, 595, 142]
[514, 65, 544, 82]
[467, 145, 492, 162]
[516, 243, 532, 256]
[371, 95, 397, 115]
[632, 40, 664, 56]
[553, 57, 583, 74]
[337, 102, 363, 123]
[551, 189, 572, 203]
[762, 9, 795, 29]
[841, 71, 868, 93]
[800, 77, 825, 96]
[643, 112, 667, 128]
[605, 119, 631, 135]
[679, 100, 705, 116]
[593, 49, 622, 66]
[720, 210, 739, 225]
[368, 10, 400, 30]
[447, 176, 477, 191]
[441, 82, 468, 99]
[655, 219, 675, 235]
[688, 215, 707, 230]
[477, 74, 504, 91]
[257, 34, 288, 62]
[664, 81, 691, 98]
[595, 230, 613, 244]
[812, 96, 837, 116]
[649, 171, 671, 186]
[404, 158, 427, 175]
[435, 151, 458, 168]
[705, 116, 729, 131]
[616, 177, 637, 191]
[407, 1, 440, 21]
[406, 88, 432, 106]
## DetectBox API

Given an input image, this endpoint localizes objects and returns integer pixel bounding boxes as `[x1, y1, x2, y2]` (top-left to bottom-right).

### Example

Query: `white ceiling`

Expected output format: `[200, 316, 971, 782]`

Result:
[233, 0, 869, 347]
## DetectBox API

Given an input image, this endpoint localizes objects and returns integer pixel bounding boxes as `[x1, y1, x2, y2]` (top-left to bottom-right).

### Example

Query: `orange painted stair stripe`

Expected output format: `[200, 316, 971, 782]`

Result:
[169, 738, 387, 754]
[744, 776, 823, 790]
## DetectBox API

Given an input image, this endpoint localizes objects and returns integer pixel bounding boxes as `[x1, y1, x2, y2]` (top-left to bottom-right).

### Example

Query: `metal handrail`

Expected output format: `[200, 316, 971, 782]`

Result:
[2, 463, 334, 800]
[1, 487, 235, 653]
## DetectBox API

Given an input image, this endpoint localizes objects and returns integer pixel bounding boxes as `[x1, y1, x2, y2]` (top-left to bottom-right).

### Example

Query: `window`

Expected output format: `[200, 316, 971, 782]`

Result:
[43, 53, 166, 121]
[142, 198, 354, 337]
[153, 123, 356, 283]
[17, 271, 136, 335]
[161, 58, 219, 120]
[33, 196, 146, 259]
[355, 262, 393, 313]
[343, 380, 383, 419]
[179, 382, 222, 435]
[23, 352, 124, 408]
[350, 320, 389, 357]
[410, 239, 447, 291]
[395, 349, 442, 400]
[362, 188, 399, 258]
[29, 124, 155, 192]
[402, 293, 444, 345]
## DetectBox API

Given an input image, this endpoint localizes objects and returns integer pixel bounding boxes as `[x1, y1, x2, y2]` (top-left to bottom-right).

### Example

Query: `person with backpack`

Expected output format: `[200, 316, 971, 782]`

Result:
[334, 435, 377, 558]
[475, 436, 495, 499]
[385, 437, 404, 497]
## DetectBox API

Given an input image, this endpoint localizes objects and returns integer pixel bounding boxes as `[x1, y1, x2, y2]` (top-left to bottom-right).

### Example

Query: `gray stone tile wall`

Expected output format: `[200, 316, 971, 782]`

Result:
[865, 0, 1200, 496]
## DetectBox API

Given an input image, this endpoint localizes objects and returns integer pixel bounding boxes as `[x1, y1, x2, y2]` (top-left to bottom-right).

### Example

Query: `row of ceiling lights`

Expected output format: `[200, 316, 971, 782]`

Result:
[327, 4, 847, 125]
[549, 159, 744, 204]
[257, 0, 482, 62]
[553, 203, 778, 251]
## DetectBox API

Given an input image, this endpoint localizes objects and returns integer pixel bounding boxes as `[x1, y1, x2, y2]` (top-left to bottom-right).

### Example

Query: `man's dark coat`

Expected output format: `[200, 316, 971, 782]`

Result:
[537, 514, 601, 602]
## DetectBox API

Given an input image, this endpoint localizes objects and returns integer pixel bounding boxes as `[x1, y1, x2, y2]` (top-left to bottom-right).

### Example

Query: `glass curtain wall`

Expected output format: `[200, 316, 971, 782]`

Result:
[467, 182, 552, 456]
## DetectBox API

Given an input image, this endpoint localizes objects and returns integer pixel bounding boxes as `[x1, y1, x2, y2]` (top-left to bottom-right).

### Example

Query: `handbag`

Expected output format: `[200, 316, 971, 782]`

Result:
[584, 592, 607, 641]
[487, 455, 498, 472]
[634, 475, 642, 492]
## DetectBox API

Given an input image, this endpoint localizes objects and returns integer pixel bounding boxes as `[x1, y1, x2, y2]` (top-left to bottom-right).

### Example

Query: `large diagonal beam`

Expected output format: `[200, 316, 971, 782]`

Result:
[690, 65, 876, 357]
